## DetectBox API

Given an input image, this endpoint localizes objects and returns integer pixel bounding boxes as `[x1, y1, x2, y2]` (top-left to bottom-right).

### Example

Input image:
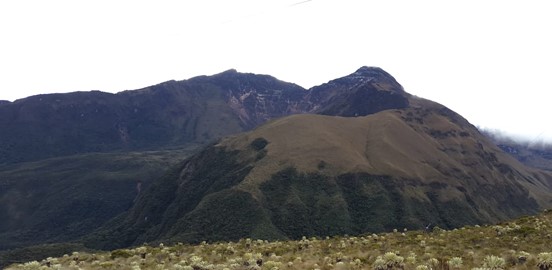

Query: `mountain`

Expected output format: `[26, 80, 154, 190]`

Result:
[0, 67, 412, 253]
[84, 74, 552, 250]
[480, 131, 552, 171]
[307, 66, 409, 116]
[0, 71, 305, 165]
[3, 66, 552, 257]
[496, 143, 552, 172]
[0, 67, 410, 165]
[0, 149, 193, 251]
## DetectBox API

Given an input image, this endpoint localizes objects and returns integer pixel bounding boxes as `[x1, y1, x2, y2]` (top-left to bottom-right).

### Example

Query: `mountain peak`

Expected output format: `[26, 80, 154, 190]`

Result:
[355, 65, 384, 73]
[351, 66, 396, 80]
[215, 69, 239, 76]
[222, 68, 238, 74]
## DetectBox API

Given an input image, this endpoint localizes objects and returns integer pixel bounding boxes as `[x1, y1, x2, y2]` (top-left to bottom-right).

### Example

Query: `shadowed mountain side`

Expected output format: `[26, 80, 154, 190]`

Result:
[500, 145, 552, 171]
[84, 98, 552, 250]
[0, 73, 306, 165]
[307, 66, 410, 116]
[480, 130, 552, 171]
[0, 149, 193, 251]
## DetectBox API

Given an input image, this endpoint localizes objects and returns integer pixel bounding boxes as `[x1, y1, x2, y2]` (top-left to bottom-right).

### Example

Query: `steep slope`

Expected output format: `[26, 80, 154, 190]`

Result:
[307, 66, 410, 116]
[188, 69, 309, 129]
[5, 66, 551, 255]
[0, 149, 192, 251]
[85, 97, 552, 250]
[0, 71, 306, 165]
[480, 130, 552, 171]
[0, 67, 410, 165]
[500, 144, 552, 171]
[0, 66, 414, 252]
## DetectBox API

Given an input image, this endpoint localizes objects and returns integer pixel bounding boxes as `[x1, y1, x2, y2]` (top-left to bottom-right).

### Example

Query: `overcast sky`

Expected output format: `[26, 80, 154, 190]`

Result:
[1, 0, 550, 142]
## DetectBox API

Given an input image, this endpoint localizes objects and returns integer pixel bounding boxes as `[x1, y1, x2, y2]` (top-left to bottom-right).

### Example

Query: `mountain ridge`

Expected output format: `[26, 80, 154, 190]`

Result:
[2, 66, 551, 257]
[0, 66, 408, 165]
[82, 79, 552, 250]
[0, 66, 413, 251]
[481, 130, 552, 171]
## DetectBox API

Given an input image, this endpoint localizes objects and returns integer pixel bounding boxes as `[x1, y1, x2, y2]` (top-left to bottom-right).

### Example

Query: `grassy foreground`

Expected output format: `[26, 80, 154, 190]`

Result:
[6, 210, 552, 270]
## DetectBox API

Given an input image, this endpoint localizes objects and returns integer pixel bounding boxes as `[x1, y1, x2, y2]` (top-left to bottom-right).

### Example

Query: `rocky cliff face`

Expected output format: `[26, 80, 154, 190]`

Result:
[306, 67, 408, 113]
[188, 69, 309, 129]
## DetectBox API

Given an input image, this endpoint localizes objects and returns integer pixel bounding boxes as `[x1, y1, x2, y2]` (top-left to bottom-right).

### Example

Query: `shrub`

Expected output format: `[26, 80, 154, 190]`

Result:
[517, 251, 530, 264]
[251, 138, 269, 151]
[19, 261, 41, 270]
[427, 258, 439, 268]
[482, 255, 505, 270]
[447, 257, 463, 269]
[406, 252, 417, 265]
[537, 252, 552, 270]
[372, 257, 386, 270]
[110, 249, 133, 259]
[381, 252, 404, 269]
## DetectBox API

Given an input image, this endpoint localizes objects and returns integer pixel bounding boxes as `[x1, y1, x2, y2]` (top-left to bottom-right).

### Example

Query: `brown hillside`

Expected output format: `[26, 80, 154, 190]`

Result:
[82, 72, 552, 250]
[225, 97, 552, 218]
